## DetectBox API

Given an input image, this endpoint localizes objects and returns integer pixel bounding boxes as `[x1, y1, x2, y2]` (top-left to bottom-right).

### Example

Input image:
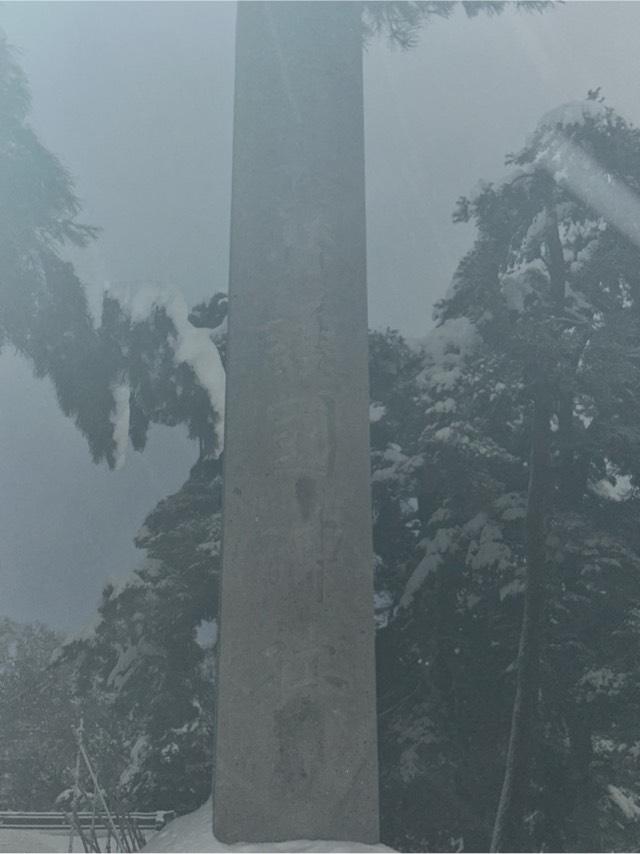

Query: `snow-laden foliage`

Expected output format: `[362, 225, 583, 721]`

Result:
[7, 23, 640, 847]
[99, 289, 227, 463]
[0, 620, 78, 809]
[0, 38, 226, 470]
[56, 329, 424, 817]
[51, 96, 640, 851]
[0, 620, 124, 813]
[361, 1, 550, 50]
[0, 34, 121, 464]
[58, 456, 222, 813]
[378, 95, 640, 852]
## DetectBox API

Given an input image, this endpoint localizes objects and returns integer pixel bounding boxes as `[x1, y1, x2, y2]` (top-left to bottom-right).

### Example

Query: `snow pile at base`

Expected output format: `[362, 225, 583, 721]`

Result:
[143, 800, 393, 854]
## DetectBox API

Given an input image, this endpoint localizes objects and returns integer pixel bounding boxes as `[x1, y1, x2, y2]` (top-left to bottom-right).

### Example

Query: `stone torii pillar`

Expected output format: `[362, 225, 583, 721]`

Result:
[213, 1, 379, 844]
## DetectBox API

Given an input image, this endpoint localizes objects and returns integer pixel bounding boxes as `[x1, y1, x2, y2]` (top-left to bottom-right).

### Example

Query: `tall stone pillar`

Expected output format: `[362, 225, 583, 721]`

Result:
[213, 2, 379, 843]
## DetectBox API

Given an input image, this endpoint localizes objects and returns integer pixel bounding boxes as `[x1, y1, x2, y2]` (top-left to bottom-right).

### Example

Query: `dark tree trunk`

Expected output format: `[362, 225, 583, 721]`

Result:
[213, 2, 379, 844]
[491, 385, 552, 852]
[546, 208, 577, 507]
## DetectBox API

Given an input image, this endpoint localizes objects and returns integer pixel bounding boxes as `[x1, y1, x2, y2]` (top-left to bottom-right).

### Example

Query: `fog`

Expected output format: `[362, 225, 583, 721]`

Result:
[1, 1, 640, 629]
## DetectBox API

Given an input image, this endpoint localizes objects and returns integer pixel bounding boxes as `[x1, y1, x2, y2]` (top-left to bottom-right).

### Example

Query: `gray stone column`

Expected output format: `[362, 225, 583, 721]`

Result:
[213, 1, 379, 844]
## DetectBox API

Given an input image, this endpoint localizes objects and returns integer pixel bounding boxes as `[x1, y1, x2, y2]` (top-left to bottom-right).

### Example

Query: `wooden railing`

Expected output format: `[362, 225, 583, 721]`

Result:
[0, 811, 176, 852]
[0, 811, 175, 831]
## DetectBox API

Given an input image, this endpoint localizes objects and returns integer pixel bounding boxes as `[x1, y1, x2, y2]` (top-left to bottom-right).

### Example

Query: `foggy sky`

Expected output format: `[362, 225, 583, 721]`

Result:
[1, 1, 639, 631]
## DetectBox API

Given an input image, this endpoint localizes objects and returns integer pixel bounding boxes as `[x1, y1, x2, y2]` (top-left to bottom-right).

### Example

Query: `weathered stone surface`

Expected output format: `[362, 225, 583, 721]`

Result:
[212, 1, 379, 844]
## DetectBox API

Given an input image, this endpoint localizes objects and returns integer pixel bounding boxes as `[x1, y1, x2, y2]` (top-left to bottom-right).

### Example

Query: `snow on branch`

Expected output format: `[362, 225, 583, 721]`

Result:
[113, 284, 226, 457]
[536, 121, 640, 252]
[110, 381, 131, 470]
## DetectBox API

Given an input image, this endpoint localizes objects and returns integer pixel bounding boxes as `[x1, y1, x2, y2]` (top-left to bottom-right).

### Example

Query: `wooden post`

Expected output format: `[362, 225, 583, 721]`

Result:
[69, 718, 83, 854]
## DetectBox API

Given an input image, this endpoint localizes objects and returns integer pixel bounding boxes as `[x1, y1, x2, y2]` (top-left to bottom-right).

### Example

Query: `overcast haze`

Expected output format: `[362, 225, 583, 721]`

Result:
[1, 1, 639, 631]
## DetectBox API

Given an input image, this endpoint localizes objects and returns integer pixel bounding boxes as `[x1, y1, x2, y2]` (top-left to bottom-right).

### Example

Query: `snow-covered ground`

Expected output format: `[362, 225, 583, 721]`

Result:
[143, 800, 393, 854]
[0, 828, 90, 852]
[0, 827, 144, 853]
[0, 805, 393, 853]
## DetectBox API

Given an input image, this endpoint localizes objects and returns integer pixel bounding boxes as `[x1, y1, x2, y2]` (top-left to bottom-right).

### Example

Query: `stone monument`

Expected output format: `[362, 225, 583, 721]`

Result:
[213, 2, 379, 844]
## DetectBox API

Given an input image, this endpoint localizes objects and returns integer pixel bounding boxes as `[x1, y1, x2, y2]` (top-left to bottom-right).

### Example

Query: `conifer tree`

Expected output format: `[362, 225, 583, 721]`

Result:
[0, 33, 119, 462]
[0, 620, 77, 809]
[382, 96, 640, 852]
[58, 329, 423, 818]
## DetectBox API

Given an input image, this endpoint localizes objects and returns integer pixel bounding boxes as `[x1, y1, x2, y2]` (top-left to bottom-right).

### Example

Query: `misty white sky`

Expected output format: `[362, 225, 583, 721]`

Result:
[1, 1, 639, 631]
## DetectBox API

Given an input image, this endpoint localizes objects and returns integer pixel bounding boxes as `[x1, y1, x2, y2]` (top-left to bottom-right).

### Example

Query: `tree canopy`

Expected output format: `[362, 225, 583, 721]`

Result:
[0, 32, 225, 468]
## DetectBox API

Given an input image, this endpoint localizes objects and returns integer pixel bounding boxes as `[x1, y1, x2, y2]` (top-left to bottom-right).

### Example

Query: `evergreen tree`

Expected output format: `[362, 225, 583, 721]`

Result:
[0, 29, 227, 784]
[58, 328, 423, 818]
[0, 33, 121, 463]
[0, 618, 134, 812]
[379, 97, 640, 852]
[58, 441, 224, 811]
[0, 33, 226, 468]
[54, 99, 640, 843]
[0, 620, 74, 809]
